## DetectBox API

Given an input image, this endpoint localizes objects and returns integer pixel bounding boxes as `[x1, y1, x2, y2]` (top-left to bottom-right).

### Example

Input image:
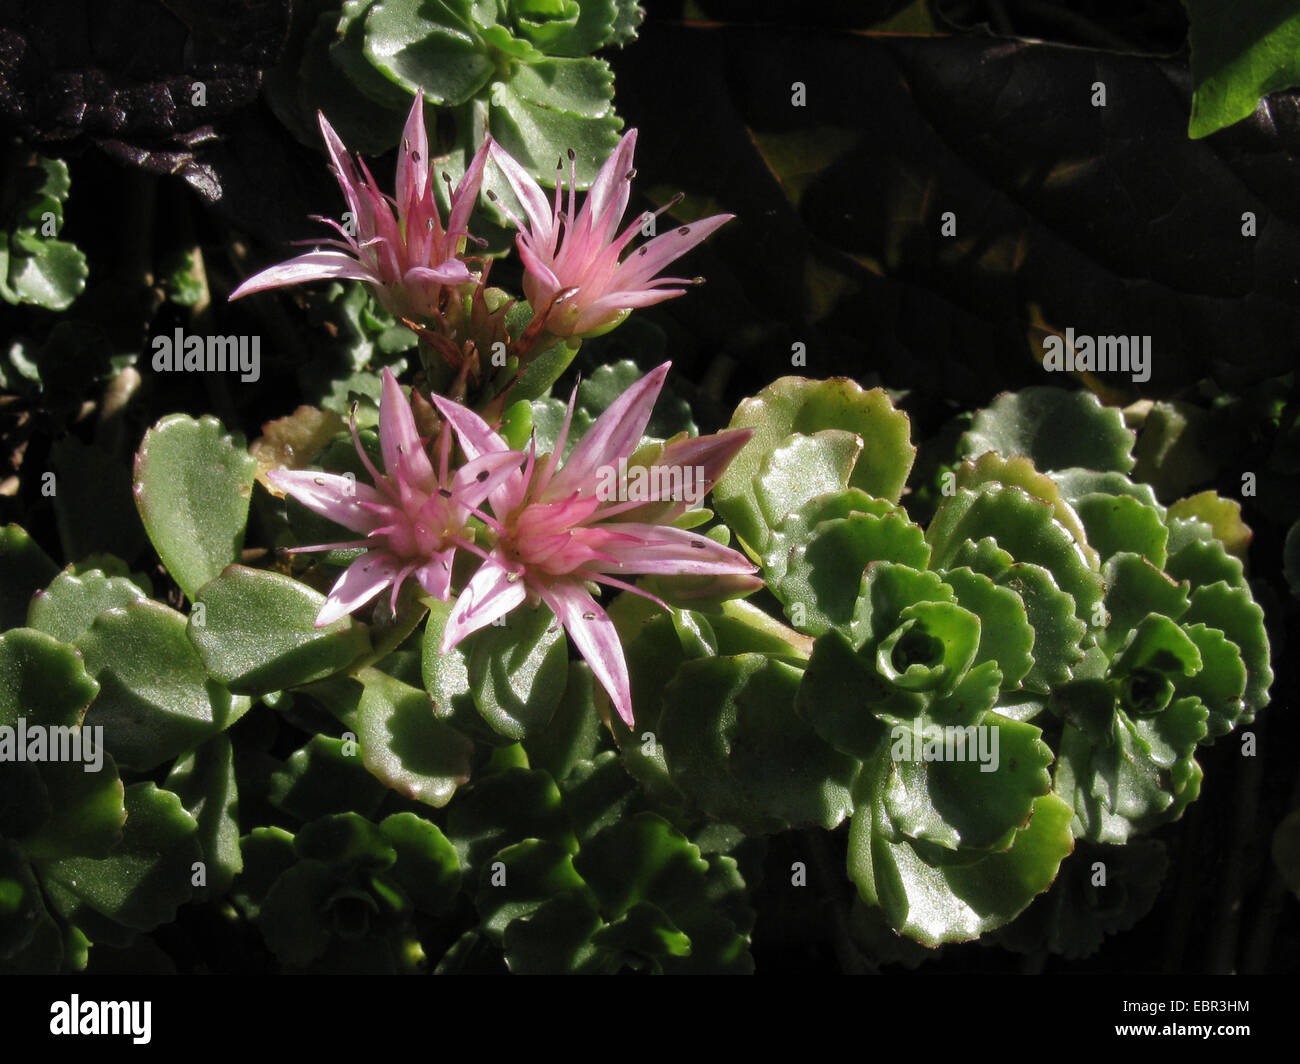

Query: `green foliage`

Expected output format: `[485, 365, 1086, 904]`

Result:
[134, 416, 258, 601]
[1183, 0, 1300, 138]
[268, 0, 642, 214]
[0, 156, 87, 311]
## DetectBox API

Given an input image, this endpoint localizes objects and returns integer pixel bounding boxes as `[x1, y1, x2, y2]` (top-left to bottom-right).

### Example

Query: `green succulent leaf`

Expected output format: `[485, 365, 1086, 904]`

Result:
[715, 377, 915, 555]
[576, 813, 754, 973]
[848, 779, 1074, 946]
[78, 600, 251, 771]
[1100, 553, 1191, 654]
[764, 488, 900, 588]
[998, 564, 1087, 692]
[188, 566, 372, 695]
[1183, 0, 1300, 138]
[942, 567, 1034, 690]
[27, 568, 147, 645]
[363, 0, 495, 106]
[1165, 538, 1246, 591]
[1074, 493, 1169, 568]
[660, 654, 858, 834]
[777, 512, 930, 637]
[1166, 491, 1250, 558]
[1183, 581, 1272, 719]
[928, 486, 1102, 628]
[755, 431, 863, 531]
[523, 661, 605, 782]
[446, 767, 577, 873]
[355, 668, 474, 807]
[469, 604, 569, 740]
[377, 812, 461, 915]
[0, 526, 59, 631]
[41, 783, 201, 933]
[2, 158, 87, 311]
[502, 892, 608, 973]
[1176, 624, 1247, 738]
[876, 601, 980, 694]
[134, 416, 257, 600]
[269, 733, 390, 822]
[165, 736, 241, 897]
[958, 452, 1095, 567]
[577, 360, 696, 439]
[474, 838, 596, 942]
[796, 628, 896, 759]
[962, 387, 1135, 474]
[881, 713, 1055, 852]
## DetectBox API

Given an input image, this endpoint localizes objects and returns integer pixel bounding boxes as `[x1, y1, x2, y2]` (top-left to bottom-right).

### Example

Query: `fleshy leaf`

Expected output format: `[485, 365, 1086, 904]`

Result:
[27, 568, 147, 645]
[354, 668, 473, 807]
[78, 600, 251, 771]
[1183, 582, 1272, 719]
[0, 526, 59, 631]
[268, 734, 389, 822]
[188, 566, 371, 694]
[134, 415, 257, 600]
[41, 783, 201, 933]
[165, 736, 242, 897]
[660, 654, 858, 834]
[468, 605, 570, 741]
[777, 512, 929, 637]
[848, 780, 1074, 946]
[962, 387, 1135, 474]
[715, 377, 914, 554]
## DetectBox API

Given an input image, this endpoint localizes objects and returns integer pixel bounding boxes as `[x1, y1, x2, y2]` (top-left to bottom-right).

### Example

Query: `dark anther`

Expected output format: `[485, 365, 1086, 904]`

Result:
[438, 488, 453, 498]
[582, 611, 597, 620]
[690, 541, 706, 549]
[476, 469, 490, 481]
[567, 148, 576, 161]
[678, 226, 690, 236]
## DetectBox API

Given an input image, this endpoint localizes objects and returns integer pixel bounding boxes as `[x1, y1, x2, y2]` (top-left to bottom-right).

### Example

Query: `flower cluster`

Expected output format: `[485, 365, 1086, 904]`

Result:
[274, 362, 756, 725]
[231, 93, 733, 345]
[239, 92, 748, 725]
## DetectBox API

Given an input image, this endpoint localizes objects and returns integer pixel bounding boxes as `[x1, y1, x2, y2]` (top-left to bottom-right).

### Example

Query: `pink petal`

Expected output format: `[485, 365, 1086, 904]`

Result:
[404, 261, 475, 286]
[266, 469, 385, 534]
[316, 551, 400, 626]
[379, 369, 435, 492]
[569, 288, 684, 334]
[440, 557, 528, 651]
[229, 251, 376, 300]
[396, 93, 429, 216]
[429, 394, 525, 518]
[450, 449, 528, 508]
[589, 523, 758, 576]
[610, 428, 753, 521]
[415, 548, 456, 601]
[613, 213, 734, 293]
[489, 140, 556, 245]
[538, 581, 634, 726]
[580, 128, 638, 248]
[448, 137, 492, 243]
[318, 112, 368, 235]
[543, 362, 671, 501]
